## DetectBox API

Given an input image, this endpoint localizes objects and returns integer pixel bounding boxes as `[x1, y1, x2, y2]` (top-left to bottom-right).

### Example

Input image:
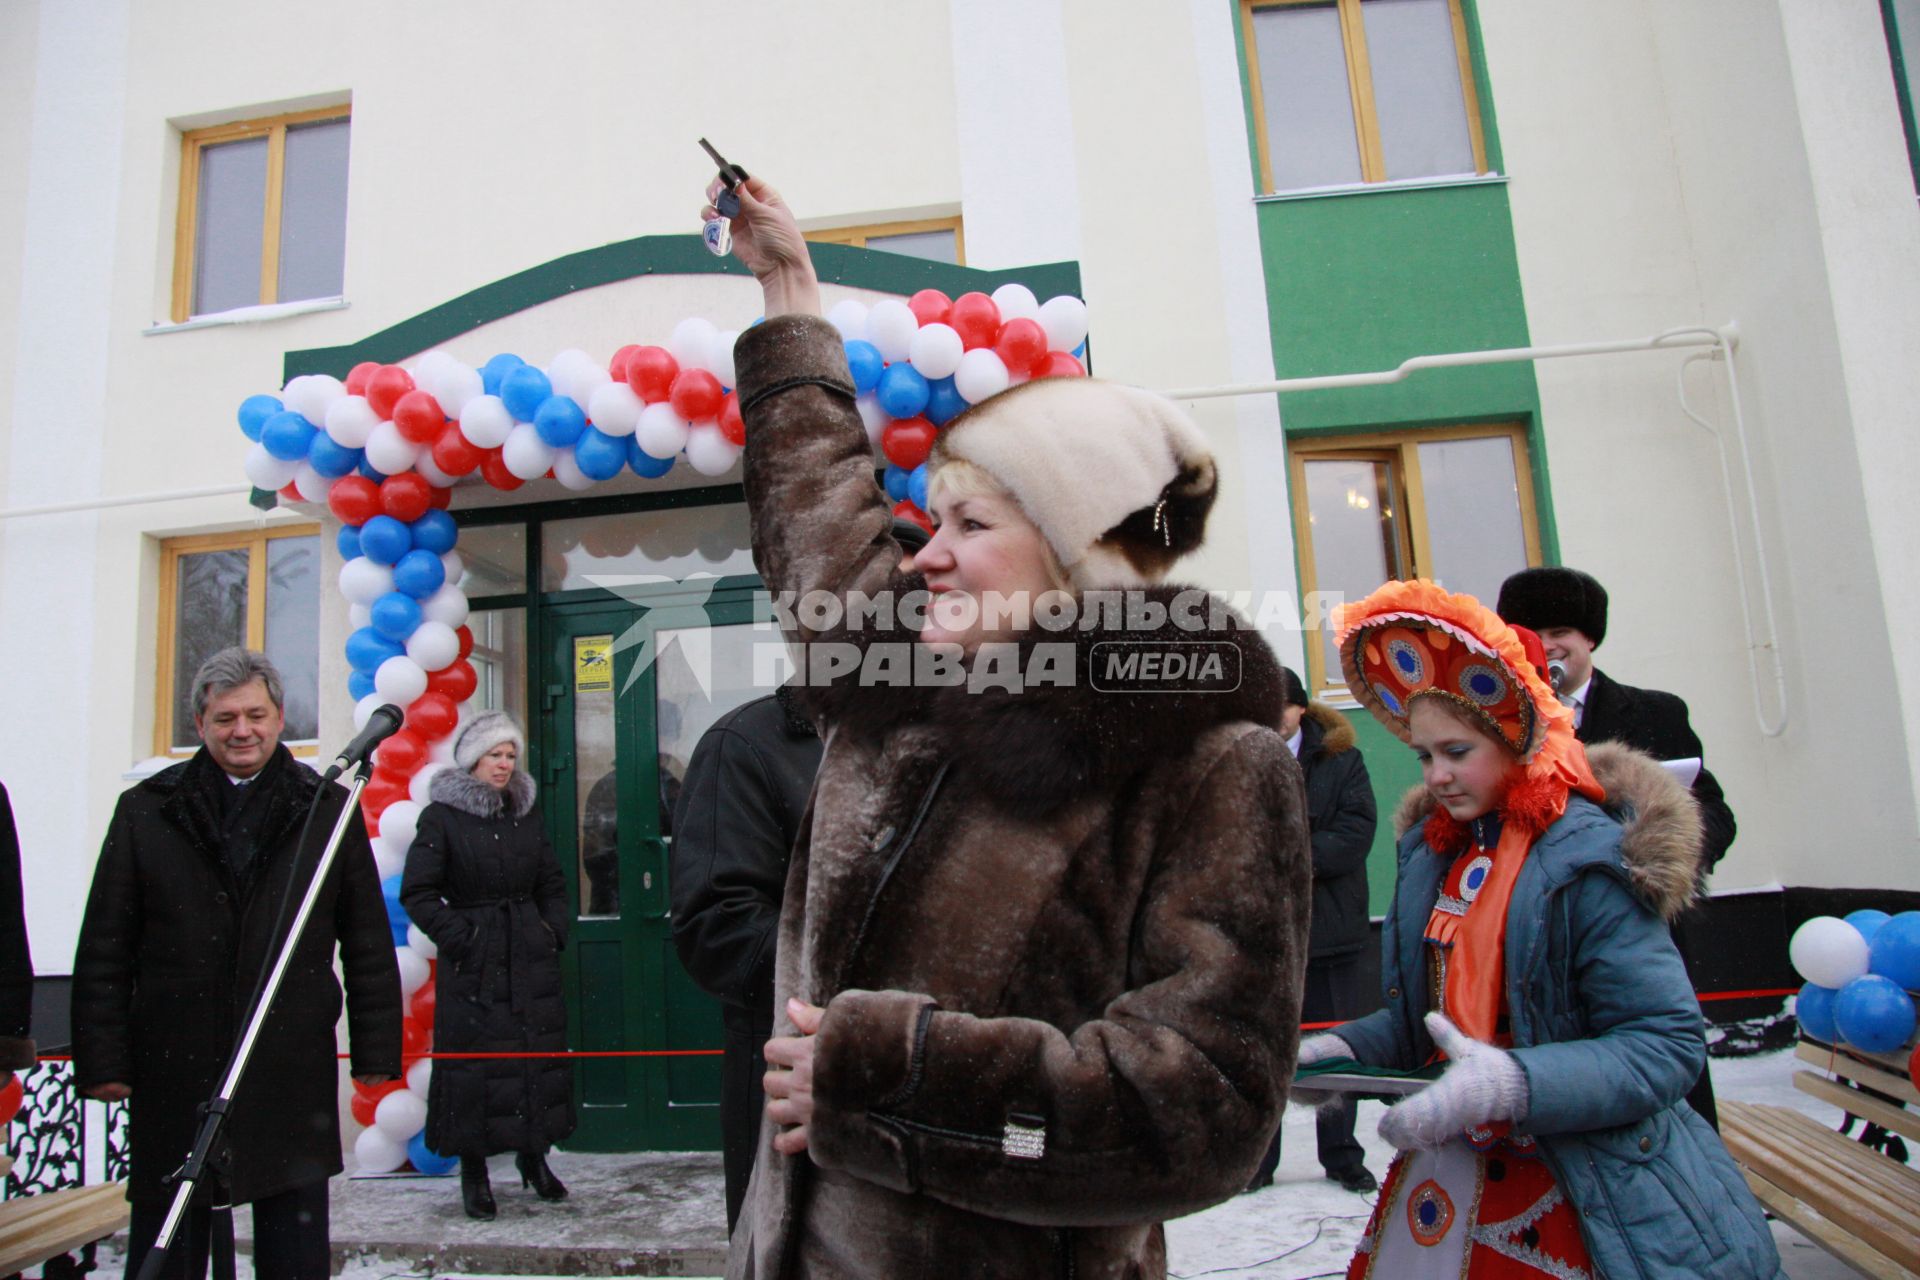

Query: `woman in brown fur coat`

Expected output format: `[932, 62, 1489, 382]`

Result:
[705, 176, 1313, 1278]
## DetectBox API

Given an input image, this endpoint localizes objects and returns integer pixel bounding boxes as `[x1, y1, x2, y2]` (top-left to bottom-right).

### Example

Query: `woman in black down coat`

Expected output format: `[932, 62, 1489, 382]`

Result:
[401, 711, 574, 1219]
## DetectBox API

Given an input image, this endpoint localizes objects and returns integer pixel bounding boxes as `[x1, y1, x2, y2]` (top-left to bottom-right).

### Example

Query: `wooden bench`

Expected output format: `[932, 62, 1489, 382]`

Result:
[1719, 1037, 1920, 1279]
[0, 1180, 130, 1278]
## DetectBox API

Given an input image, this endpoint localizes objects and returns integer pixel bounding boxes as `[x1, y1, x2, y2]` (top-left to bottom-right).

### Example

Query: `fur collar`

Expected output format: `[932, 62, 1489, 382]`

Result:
[1303, 701, 1356, 756]
[1391, 740, 1703, 920]
[431, 766, 537, 819]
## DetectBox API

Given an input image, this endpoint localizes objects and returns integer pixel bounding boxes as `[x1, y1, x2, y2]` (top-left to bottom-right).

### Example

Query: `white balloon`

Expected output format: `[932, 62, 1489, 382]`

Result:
[438, 363, 485, 420]
[501, 423, 557, 480]
[415, 453, 458, 487]
[990, 283, 1041, 323]
[420, 583, 471, 628]
[324, 395, 379, 448]
[635, 402, 691, 460]
[1038, 295, 1090, 353]
[292, 463, 332, 504]
[827, 299, 870, 342]
[395, 946, 430, 998]
[373, 1088, 428, 1142]
[456, 395, 512, 449]
[348, 602, 372, 629]
[242, 443, 301, 491]
[379, 799, 423, 849]
[684, 423, 743, 477]
[551, 447, 595, 491]
[406, 1055, 433, 1097]
[954, 348, 1012, 404]
[374, 655, 428, 706]
[408, 763, 446, 806]
[407, 620, 461, 671]
[908, 324, 964, 380]
[353, 693, 385, 732]
[439, 550, 464, 586]
[354, 1125, 408, 1173]
[410, 350, 463, 396]
[586, 382, 643, 437]
[669, 317, 720, 371]
[546, 348, 604, 406]
[867, 299, 918, 363]
[372, 826, 410, 864]
[363, 420, 421, 476]
[372, 843, 406, 882]
[406, 923, 438, 962]
[340, 557, 396, 606]
[1789, 916, 1871, 988]
[855, 394, 888, 447]
[283, 374, 347, 426]
[429, 734, 457, 765]
[711, 330, 740, 389]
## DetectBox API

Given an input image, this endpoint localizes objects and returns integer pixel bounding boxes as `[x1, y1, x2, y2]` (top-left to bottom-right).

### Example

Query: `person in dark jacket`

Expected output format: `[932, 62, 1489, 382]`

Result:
[72, 648, 401, 1280]
[1250, 669, 1378, 1194]
[1498, 565, 1734, 1128]
[401, 710, 574, 1220]
[0, 782, 33, 1079]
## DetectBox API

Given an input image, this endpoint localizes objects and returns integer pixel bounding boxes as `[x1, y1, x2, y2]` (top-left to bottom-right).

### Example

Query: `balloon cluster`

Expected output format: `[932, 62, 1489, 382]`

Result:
[1791, 911, 1920, 1069]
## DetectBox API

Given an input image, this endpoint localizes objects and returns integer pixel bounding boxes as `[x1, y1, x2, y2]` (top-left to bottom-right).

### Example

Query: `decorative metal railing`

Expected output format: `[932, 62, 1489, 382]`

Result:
[3, 1058, 129, 1198]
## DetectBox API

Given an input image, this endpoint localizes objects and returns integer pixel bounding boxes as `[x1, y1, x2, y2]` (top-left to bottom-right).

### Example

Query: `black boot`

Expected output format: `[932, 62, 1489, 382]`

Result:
[461, 1156, 497, 1220]
[517, 1150, 567, 1201]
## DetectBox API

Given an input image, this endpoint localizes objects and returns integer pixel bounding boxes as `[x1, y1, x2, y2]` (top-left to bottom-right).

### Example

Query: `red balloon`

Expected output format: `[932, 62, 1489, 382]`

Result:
[718, 393, 745, 446]
[0, 1073, 21, 1126]
[669, 368, 724, 422]
[624, 346, 679, 401]
[406, 692, 459, 741]
[950, 292, 1002, 351]
[428, 482, 453, 510]
[361, 775, 407, 824]
[376, 730, 428, 778]
[478, 447, 524, 492]
[430, 424, 483, 477]
[379, 473, 433, 523]
[1910, 1041, 1920, 1093]
[365, 365, 415, 420]
[392, 390, 445, 444]
[401, 1016, 430, 1058]
[278, 481, 302, 500]
[427, 659, 478, 703]
[892, 500, 932, 534]
[994, 318, 1049, 377]
[1032, 351, 1086, 380]
[908, 289, 953, 328]
[881, 417, 937, 470]
[410, 982, 436, 1029]
[455, 624, 475, 660]
[348, 1089, 379, 1127]
[345, 361, 381, 396]
[609, 344, 644, 381]
[329, 475, 381, 526]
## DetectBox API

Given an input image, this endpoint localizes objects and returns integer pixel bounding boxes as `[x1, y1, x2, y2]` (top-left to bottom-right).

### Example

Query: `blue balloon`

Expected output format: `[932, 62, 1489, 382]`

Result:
[481, 353, 524, 397]
[382, 872, 407, 922]
[908, 464, 929, 511]
[533, 394, 587, 448]
[844, 341, 885, 393]
[1073, 339, 1087, 360]
[574, 427, 627, 481]
[347, 669, 376, 701]
[306, 431, 362, 478]
[409, 508, 458, 556]
[1796, 982, 1839, 1042]
[370, 591, 423, 643]
[628, 438, 674, 478]
[238, 394, 282, 441]
[924, 376, 965, 427]
[357, 457, 389, 484]
[358, 515, 412, 566]
[876, 363, 931, 419]
[260, 410, 318, 461]
[1833, 974, 1917, 1053]
[500, 365, 554, 422]
[392, 549, 447, 599]
[1868, 910, 1920, 989]
[1845, 909, 1892, 946]
[884, 465, 910, 502]
[337, 526, 363, 561]
[346, 626, 405, 673]
[407, 1131, 458, 1177]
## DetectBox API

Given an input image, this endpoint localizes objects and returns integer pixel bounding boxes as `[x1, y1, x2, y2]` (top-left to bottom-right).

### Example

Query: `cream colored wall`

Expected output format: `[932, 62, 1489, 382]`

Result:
[1482, 0, 1920, 891]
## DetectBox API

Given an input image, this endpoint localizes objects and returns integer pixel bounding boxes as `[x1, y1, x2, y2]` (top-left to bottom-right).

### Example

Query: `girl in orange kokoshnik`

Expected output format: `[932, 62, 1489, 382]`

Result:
[1303, 580, 1781, 1278]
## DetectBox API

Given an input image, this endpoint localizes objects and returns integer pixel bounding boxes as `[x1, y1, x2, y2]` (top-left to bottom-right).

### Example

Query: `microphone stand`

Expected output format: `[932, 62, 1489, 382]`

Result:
[134, 768, 371, 1280]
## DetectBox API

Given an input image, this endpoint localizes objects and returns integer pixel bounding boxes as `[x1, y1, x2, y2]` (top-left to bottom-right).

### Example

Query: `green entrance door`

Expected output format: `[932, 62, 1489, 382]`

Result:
[544, 587, 771, 1150]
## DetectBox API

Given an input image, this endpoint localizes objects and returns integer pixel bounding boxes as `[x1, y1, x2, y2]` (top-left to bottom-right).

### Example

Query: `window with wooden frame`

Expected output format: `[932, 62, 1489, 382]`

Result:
[1290, 424, 1540, 694]
[1241, 0, 1489, 193]
[156, 526, 322, 756]
[805, 216, 966, 265]
[172, 105, 351, 322]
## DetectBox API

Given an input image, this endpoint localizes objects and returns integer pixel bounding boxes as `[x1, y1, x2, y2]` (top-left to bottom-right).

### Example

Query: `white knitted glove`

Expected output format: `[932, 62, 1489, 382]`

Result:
[1287, 1033, 1357, 1111]
[1377, 1013, 1530, 1150]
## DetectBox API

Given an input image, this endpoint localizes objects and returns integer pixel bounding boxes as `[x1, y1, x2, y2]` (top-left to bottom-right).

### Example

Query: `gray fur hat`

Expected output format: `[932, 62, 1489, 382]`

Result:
[453, 709, 526, 772]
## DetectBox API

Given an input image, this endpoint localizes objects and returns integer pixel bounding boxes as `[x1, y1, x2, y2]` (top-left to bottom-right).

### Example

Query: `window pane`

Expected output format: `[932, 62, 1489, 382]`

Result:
[1895, 1, 1920, 104]
[573, 632, 620, 917]
[1303, 457, 1404, 686]
[1253, 3, 1364, 190]
[193, 136, 268, 315]
[1362, 0, 1476, 179]
[864, 230, 958, 263]
[654, 620, 781, 845]
[264, 535, 321, 742]
[277, 118, 350, 303]
[542, 504, 756, 592]
[172, 548, 250, 748]
[466, 607, 528, 730]
[455, 522, 528, 597]
[1417, 435, 1528, 605]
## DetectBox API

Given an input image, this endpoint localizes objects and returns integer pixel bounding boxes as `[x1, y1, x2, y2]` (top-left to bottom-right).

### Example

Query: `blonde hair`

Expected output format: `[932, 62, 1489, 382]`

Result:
[924, 459, 1072, 590]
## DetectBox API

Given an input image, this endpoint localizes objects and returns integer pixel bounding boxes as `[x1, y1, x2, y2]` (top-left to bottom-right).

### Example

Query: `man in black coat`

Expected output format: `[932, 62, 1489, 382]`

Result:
[72, 649, 401, 1280]
[0, 782, 33, 1078]
[1498, 566, 1735, 1127]
[1251, 669, 1378, 1195]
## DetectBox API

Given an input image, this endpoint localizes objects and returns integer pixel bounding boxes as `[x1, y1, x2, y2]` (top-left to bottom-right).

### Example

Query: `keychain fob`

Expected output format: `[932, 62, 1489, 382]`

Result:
[700, 138, 749, 255]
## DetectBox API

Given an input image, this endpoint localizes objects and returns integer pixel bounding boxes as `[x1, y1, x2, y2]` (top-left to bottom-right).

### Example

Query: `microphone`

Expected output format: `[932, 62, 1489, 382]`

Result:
[325, 704, 405, 781]
[1547, 659, 1568, 694]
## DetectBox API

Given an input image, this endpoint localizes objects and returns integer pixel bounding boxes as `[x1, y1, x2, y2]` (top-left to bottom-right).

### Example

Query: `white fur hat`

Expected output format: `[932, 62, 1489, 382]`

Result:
[453, 709, 526, 772]
[929, 377, 1217, 589]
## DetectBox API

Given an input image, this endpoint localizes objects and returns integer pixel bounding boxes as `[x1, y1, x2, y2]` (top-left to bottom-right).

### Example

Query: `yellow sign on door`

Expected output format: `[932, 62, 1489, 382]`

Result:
[574, 635, 614, 692]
